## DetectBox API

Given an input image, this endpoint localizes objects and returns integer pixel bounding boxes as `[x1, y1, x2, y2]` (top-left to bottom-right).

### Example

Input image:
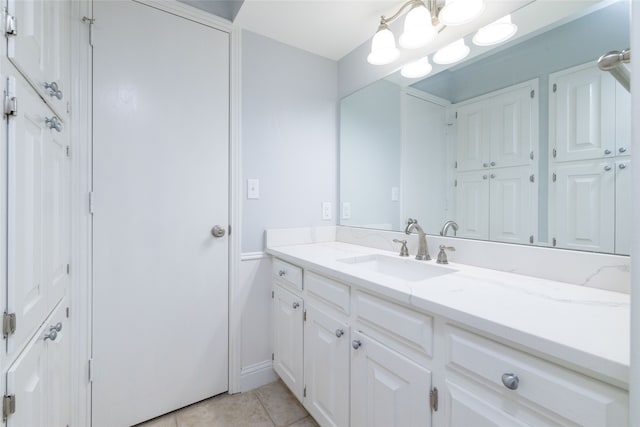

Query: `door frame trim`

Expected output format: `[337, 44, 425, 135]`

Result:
[70, 2, 242, 425]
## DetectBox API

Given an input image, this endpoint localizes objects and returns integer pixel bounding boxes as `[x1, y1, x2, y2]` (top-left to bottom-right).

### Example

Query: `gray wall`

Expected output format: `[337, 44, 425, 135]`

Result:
[241, 30, 339, 252]
[340, 80, 401, 230]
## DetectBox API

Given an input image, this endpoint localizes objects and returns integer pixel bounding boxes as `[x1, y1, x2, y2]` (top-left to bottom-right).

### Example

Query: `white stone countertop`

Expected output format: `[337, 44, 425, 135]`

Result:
[266, 241, 630, 388]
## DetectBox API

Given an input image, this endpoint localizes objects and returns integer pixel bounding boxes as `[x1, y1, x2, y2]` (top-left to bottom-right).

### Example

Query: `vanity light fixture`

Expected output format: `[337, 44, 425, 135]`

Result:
[433, 38, 470, 64]
[367, 0, 485, 65]
[472, 14, 518, 46]
[401, 56, 433, 78]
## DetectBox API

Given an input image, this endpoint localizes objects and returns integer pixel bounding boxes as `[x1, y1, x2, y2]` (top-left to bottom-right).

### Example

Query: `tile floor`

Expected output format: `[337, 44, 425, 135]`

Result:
[137, 380, 319, 427]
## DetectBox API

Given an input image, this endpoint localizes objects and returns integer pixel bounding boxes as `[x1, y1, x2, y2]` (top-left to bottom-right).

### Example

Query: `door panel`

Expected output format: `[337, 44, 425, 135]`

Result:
[456, 104, 489, 171]
[455, 171, 490, 240]
[615, 160, 631, 255]
[489, 167, 534, 244]
[92, 2, 230, 425]
[491, 87, 533, 169]
[273, 286, 304, 400]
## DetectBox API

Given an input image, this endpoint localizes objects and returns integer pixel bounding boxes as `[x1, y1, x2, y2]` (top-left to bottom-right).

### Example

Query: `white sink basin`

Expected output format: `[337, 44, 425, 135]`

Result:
[338, 254, 457, 282]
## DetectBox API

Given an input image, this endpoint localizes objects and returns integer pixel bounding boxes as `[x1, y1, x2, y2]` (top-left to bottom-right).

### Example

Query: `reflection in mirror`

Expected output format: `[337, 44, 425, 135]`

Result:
[339, 0, 631, 255]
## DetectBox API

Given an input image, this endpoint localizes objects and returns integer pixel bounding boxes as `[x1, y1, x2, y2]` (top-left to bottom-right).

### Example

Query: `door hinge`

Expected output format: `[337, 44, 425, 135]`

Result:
[429, 387, 438, 412]
[455, 111, 458, 119]
[2, 312, 16, 339]
[66, 307, 70, 318]
[552, 172, 557, 182]
[88, 359, 93, 382]
[66, 146, 71, 157]
[552, 237, 557, 247]
[530, 89, 535, 98]
[271, 353, 274, 361]
[303, 386, 307, 398]
[454, 179, 457, 187]
[82, 17, 95, 46]
[530, 151, 534, 160]
[2, 395, 15, 421]
[5, 13, 16, 36]
[303, 309, 307, 322]
[552, 148, 557, 158]
[228, 225, 231, 236]
[66, 264, 70, 274]
[3, 95, 17, 116]
[271, 290, 274, 299]
[454, 161, 458, 169]
[89, 192, 95, 214]
[530, 174, 535, 183]
[553, 83, 557, 93]
[529, 235, 534, 244]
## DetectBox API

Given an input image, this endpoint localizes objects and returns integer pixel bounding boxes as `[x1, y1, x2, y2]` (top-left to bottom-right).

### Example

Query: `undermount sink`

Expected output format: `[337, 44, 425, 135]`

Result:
[338, 254, 457, 282]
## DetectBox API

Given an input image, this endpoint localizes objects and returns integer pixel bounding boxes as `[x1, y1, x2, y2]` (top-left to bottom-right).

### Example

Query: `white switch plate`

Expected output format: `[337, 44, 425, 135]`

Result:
[247, 179, 260, 199]
[342, 202, 351, 219]
[391, 186, 399, 201]
[322, 202, 332, 220]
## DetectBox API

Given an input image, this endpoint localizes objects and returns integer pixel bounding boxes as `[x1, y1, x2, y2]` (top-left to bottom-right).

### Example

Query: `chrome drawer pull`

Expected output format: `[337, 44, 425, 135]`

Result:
[278, 270, 286, 277]
[352, 340, 362, 350]
[501, 373, 519, 390]
[335, 329, 344, 338]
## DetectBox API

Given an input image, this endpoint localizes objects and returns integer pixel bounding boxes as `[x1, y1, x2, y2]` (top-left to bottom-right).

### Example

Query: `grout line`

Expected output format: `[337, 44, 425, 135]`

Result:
[253, 390, 278, 427]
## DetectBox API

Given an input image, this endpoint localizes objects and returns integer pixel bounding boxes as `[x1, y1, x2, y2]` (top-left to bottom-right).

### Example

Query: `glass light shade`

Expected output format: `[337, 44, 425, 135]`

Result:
[439, 0, 485, 26]
[399, 5, 436, 49]
[433, 39, 470, 64]
[472, 15, 518, 46]
[367, 25, 400, 65]
[401, 57, 433, 79]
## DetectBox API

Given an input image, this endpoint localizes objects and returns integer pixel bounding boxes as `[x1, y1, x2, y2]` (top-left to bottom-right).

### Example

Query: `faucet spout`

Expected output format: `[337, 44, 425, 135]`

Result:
[440, 220, 459, 237]
[405, 218, 431, 261]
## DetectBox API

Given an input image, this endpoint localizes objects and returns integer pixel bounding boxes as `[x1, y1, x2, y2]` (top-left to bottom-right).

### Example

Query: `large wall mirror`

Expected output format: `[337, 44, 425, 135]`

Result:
[339, 0, 630, 255]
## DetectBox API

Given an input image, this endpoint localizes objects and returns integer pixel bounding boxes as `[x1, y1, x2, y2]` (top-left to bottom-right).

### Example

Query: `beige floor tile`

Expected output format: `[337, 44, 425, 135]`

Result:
[286, 416, 319, 427]
[136, 413, 177, 427]
[176, 392, 275, 427]
[255, 381, 308, 427]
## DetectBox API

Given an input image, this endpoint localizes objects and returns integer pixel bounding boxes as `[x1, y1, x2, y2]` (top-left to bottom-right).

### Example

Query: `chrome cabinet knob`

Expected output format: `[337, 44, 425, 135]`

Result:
[44, 81, 63, 100]
[619, 147, 627, 153]
[490, 174, 496, 179]
[335, 329, 344, 338]
[352, 340, 362, 350]
[211, 225, 226, 238]
[482, 175, 488, 180]
[490, 161, 496, 166]
[604, 165, 612, 171]
[292, 302, 300, 309]
[619, 163, 627, 170]
[604, 149, 612, 155]
[501, 373, 519, 390]
[43, 330, 58, 341]
[483, 163, 489, 168]
[50, 322, 62, 332]
[278, 270, 286, 277]
[45, 116, 63, 132]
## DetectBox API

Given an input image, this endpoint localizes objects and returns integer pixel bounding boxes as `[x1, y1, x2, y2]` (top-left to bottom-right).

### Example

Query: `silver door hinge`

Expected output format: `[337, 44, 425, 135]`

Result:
[2, 312, 16, 338]
[5, 13, 16, 36]
[66, 307, 70, 318]
[66, 146, 71, 157]
[553, 83, 557, 93]
[455, 111, 458, 119]
[552, 148, 557, 158]
[3, 95, 17, 116]
[271, 290, 274, 299]
[530, 151, 534, 160]
[530, 89, 535, 98]
[429, 387, 438, 412]
[88, 359, 93, 382]
[552, 173, 557, 182]
[66, 264, 70, 274]
[2, 395, 15, 421]
[303, 386, 307, 398]
[89, 192, 95, 214]
[82, 16, 95, 46]
[529, 235, 534, 244]
[454, 161, 458, 169]
[552, 237, 557, 247]
[530, 174, 535, 183]
[271, 353, 274, 361]
[303, 310, 307, 322]
[454, 179, 457, 187]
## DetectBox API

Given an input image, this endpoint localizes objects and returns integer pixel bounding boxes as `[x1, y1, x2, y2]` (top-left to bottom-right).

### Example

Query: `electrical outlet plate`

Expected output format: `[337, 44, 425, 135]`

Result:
[322, 202, 332, 220]
[342, 202, 351, 219]
[247, 179, 259, 199]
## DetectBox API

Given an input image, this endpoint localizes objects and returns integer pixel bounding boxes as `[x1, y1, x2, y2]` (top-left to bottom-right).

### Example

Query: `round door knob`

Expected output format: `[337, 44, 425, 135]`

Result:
[604, 149, 612, 155]
[211, 225, 226, 238]
[292, 302, 300, 309]
[278, 270, 286, 277]
[604, 165, 612, 171]
[335, 329, 344, 338]
[50, 322, 62, 332]
[483, 163, 489, 168]
[619, 147, 627, 153]
[490, 174, 496, 179]
[352, 340, 362, 350]
[501, 373, 519, 390]
[483, 175, 488, 180]
[43, 330, 58, 341]
[619, 163, 627, 170]
[490, 161, 496, 167]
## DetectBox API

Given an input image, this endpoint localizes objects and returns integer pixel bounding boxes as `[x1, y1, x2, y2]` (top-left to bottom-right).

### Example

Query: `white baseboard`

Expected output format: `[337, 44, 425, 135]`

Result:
[239, 360, 277, 392]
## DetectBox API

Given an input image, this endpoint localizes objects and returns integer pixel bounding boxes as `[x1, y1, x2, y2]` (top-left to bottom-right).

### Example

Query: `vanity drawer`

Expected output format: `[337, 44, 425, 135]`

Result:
[445, 325, 628, 426]
[272, 258, 303, 291]
[305, 271, 350, 316]
[353, 291, 433, 360]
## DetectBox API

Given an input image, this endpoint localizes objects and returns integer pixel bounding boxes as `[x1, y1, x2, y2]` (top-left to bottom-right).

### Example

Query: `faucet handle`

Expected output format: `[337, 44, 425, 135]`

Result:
[437, 245, 456, 264]
[393, 239, 409, 257]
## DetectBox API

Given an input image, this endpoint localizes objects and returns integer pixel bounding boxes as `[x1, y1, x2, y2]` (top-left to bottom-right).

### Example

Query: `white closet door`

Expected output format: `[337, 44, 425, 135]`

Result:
[615, 160, 631, 255]
[551, 160, 615, 253]
[92, 2, 230, 425]
[6, 0, 47, 88]
[491, 86, 534, 169]
[455, 171, 490, 240]
[615, 83, 631, 156]
[550, 63, 616, 162]
[489, 167, 534, 245]
[456, 103, 489, 171]
[45, 302, 70, 427]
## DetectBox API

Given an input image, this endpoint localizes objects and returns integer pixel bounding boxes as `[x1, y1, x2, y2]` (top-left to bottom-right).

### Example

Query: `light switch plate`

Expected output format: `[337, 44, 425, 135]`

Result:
[322, 202, 332, 220]
[391, 186, 399, 201]
[247, 179, 260, 199]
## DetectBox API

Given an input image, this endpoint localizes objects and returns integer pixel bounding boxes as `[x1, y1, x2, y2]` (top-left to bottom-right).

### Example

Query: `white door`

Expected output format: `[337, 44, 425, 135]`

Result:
[350, 331, 432, 427]
[550, 160, 615, 253]
[456, 103, 489, 171]
[273, 285, 304, 400]
[303, 304, 350, 427]
[45, 302, 70, 427]
[489, 167, 535, 244]
[550, 63, 616, 162]
[490, 86, 534, 169]
[455, 171, 490, 240]
[92, 2, 229, 425]
[615, 159, 631, 255]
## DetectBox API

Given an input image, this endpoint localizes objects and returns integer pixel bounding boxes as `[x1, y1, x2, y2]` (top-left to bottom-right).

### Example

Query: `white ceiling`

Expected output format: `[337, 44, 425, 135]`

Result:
[234, 0, 400, 61]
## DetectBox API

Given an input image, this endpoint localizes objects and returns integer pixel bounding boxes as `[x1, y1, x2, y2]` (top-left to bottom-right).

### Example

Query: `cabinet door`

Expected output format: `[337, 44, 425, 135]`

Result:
[45, 303, 70, 427]
[273, 285, 304, 400]
[351, 331, 431, 427]
[615, 159, 631, 255]
[43, 0, 70, 117]
[550, 63, 615, 162]
[615, 83, 631, 156]
[489, 167, 535, 245]
[456, 103, 489, 171]
[455, 171, 490, 240]
[550, 160, 615, 253]
[490, 87, 534, 169]
[303, 305, 349, 427]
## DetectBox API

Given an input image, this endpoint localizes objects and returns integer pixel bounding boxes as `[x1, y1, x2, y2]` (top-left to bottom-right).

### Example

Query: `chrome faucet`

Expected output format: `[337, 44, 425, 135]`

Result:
[440, 220, 459, 237]
[405, 218, 431, 261]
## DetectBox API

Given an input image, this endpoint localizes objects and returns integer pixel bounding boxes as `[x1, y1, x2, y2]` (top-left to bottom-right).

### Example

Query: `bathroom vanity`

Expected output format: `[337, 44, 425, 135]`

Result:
[267, 231, 629, 427]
